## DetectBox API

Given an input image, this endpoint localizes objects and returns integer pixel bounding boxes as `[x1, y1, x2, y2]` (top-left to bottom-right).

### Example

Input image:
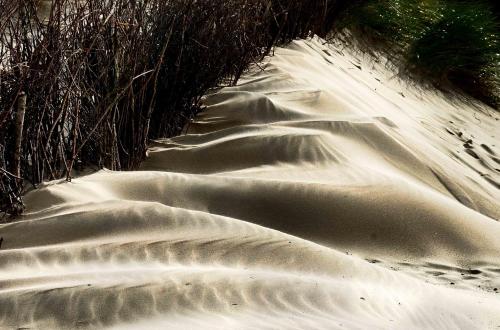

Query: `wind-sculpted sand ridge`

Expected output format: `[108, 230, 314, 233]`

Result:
[1, 37, 500, 329]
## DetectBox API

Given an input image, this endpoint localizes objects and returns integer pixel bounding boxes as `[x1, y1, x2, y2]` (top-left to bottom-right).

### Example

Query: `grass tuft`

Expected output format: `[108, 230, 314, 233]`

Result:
[338, 0, 500, 107]
[407, 2, 500, 105]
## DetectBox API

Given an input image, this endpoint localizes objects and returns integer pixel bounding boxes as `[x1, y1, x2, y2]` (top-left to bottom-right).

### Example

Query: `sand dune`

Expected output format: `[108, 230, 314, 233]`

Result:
[1, 37, 500, 329]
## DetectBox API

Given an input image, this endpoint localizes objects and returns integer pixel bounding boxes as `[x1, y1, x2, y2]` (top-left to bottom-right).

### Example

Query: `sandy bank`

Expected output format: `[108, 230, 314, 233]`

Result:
[1, 37, 499, 329]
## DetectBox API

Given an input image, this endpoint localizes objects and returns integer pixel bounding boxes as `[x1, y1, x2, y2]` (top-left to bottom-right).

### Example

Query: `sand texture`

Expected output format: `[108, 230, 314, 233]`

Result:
[1, 37, 500, 329]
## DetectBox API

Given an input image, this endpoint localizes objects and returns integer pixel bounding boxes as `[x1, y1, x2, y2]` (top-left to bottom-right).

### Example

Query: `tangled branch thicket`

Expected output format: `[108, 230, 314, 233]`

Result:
[0, 0, 339, 216]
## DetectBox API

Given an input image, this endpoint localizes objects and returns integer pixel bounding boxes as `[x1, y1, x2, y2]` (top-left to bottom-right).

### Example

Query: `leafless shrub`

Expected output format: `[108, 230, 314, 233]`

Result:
[0, 0, 338, 217]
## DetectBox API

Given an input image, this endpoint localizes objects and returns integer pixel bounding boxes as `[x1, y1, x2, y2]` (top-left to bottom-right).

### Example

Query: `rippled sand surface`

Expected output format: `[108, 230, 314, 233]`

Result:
[1, 37, 500, 329]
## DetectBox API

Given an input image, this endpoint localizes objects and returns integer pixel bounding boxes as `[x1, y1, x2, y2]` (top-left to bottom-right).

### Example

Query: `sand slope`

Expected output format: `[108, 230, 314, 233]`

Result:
[1, 37, 500, 329]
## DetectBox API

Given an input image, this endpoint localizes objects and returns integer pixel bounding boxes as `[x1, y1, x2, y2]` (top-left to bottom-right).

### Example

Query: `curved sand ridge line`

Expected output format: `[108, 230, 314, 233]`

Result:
[2, 37, 500, 329]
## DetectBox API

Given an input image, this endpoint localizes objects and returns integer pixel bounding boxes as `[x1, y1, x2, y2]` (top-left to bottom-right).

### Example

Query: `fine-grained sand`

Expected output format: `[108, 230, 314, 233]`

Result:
[1, 37, 500, 329]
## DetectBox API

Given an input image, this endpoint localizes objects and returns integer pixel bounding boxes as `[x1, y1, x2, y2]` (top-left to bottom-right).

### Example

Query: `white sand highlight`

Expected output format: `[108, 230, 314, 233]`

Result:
[1, 37, 500, 329]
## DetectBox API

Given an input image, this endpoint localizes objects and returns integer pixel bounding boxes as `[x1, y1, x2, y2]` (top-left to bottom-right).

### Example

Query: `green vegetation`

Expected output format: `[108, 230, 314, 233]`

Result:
[339, 0, 500, 107]
[408, 2, 500, 104]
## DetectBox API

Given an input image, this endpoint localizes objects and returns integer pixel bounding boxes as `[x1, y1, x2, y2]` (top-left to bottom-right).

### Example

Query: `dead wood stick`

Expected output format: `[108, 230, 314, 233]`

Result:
[13, 92, 27, 179]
